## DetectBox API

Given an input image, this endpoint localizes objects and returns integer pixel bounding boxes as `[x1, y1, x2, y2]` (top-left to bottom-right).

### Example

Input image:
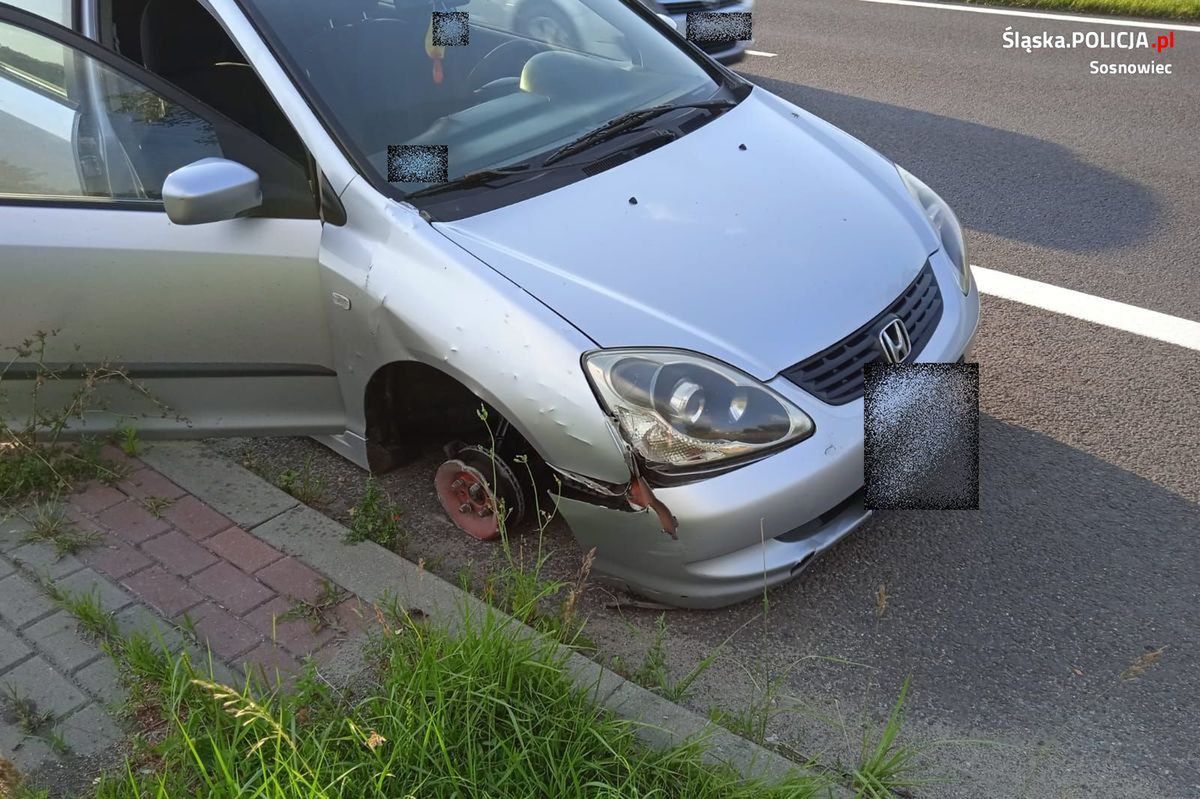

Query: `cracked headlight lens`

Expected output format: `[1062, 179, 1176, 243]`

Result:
[897, 165, 971, 295]
[584, 349, 814, 473]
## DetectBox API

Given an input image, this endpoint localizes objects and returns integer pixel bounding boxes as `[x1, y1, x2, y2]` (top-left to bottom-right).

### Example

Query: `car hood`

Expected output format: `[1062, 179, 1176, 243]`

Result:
[433, 88, 938, 380]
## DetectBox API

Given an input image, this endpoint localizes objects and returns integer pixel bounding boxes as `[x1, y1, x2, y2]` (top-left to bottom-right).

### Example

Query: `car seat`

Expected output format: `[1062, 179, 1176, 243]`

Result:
[139, 0, 306, 165]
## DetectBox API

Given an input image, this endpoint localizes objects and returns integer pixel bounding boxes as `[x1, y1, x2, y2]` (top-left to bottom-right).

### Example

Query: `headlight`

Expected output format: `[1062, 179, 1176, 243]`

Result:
[584, 349, 814, 474]
[897, 165, 971, 295]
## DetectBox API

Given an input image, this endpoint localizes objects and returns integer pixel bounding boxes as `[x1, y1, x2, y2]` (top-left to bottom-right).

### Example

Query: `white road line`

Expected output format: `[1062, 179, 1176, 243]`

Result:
[972, 265, 1200, 351]
[852, 0, 1200, 32]
[745, 49, 778, 57]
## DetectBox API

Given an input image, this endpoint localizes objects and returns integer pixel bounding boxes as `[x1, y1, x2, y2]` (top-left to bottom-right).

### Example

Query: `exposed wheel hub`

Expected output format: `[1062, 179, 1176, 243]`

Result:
[433, 445, 525, 541]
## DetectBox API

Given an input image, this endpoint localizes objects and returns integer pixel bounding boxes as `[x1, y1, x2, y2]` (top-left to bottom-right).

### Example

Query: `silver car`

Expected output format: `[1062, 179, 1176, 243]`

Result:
[0, 0, 978, 608]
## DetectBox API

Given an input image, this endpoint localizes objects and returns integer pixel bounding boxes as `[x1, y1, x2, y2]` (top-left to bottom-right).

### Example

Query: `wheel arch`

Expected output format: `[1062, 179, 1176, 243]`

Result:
[361, 358, 548, 475]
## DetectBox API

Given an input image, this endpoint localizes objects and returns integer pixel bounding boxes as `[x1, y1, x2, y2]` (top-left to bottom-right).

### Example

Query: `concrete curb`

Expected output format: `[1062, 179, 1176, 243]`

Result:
[141, 441, 847, 794]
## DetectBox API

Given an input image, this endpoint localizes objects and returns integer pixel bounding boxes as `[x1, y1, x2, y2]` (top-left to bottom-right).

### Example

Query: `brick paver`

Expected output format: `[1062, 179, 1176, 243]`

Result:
[97, 500, 169, 543]
[56, 569, 134, 614]
[1, 452, 369, 784]
[0, 572, 57, 628]
[204, 527, 283, 573]
[141, 530, 218, 576]
[190, 561, 274, 615]
[70, 481, 128, 514]
[80, 538, 153, 580]
[22, 612, 103, 673]
[116, 468, 186, 501]
[122, 566, 203, 616]
[0, 656, 89, 718]
[0, 515, 32, 551]
[244, 596, 336, 655]
[239, 642, 298, 686]
[0, 624, 32, 671]
[98, 445, 142, 471]
[8, 541, 85, 580]
[181, 603, 260, 660]
[58, 703, 124, 756]
[256, 557, 326, 604]
[74, 657, 121, 698]
[163, 495, 232, 540]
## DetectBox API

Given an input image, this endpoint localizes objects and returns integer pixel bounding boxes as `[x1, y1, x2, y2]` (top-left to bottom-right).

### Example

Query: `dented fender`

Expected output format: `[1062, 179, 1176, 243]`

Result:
[315, 180, 632, 484]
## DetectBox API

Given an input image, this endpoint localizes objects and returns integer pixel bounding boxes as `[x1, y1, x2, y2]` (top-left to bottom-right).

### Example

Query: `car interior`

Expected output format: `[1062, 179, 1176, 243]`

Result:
[102, 0, 308, 166]
[96, 0, 675, 187]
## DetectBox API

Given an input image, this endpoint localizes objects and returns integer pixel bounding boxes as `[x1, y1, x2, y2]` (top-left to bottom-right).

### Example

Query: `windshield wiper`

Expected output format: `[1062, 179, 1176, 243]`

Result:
[541, 100, 736, 166]
[404, 163, 549, 200]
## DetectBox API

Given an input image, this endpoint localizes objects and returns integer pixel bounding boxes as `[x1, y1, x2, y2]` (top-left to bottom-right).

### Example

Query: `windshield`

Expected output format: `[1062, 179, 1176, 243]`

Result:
[238, 0, 734, 202]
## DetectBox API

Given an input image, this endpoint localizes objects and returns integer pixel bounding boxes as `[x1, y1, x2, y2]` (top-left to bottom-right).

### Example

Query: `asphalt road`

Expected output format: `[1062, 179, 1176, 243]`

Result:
[606, 2, 1198, 797]
[237, 5, 1199, 798]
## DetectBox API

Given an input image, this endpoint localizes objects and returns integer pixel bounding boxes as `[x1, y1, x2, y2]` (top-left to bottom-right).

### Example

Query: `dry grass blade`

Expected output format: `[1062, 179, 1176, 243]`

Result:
[1120, 646, 1166, 680]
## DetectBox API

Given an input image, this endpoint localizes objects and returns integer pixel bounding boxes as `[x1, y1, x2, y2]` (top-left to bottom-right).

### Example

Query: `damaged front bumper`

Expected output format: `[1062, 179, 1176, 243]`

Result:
[554, 398, 870, 608]
[551, 251, 979, 608]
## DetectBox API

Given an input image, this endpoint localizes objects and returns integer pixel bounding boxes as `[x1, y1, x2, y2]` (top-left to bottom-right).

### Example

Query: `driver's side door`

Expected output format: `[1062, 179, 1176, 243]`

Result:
[0, 6, 345, 438]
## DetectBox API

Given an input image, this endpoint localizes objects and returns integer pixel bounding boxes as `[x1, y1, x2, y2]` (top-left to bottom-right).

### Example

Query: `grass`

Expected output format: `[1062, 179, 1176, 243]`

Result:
[279, 578, 349, 633]
[1, 331, 163, 509]
[88, 605, 834, 799]
[345, 476, 407, 553]
[849, 679, 932, 798]
[277, 456, 329, 506]
[140, 496, 174, 519]
[0, 437, 118, 510]
[116, 425, 142, 457]
[38, 579, 121, 642]
[631, 613, 721, 703]
[950, 0, 1200, 20]
[20, 501, 102, 557]
[462, 416, 592, 644]
[0, 684, 69, 756]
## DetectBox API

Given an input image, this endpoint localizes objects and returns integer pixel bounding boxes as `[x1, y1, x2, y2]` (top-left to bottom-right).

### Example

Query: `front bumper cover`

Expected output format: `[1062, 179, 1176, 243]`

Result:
[554, 250, 980, 608]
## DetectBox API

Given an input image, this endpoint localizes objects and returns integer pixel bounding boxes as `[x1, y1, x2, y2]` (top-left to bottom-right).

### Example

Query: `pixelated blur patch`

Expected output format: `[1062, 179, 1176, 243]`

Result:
[387, 145, 448, 183]
[864, 362, 979, 510]
[432, 11, 469, 46]
[686, 11, 752, 43]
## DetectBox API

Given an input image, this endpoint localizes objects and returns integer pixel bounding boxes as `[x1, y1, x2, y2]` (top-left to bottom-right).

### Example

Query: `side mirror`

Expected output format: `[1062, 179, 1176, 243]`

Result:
[656, 12, 678, 31]
[162, 158, 262, 225]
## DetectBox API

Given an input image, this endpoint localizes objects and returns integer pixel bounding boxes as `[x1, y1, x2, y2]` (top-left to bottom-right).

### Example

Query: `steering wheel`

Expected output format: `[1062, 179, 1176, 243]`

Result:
[467, 39, 549, 99]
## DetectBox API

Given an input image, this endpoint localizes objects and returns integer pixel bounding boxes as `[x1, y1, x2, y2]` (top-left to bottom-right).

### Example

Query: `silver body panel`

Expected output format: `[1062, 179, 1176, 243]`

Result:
[0, 203, 344, 436]
[435, 90, 940, 381]
[0, 0, 979, 607]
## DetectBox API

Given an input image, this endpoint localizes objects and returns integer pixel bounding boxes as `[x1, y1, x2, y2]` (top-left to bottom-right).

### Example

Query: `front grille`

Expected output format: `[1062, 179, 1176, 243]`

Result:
[781, 261, 943, 405]
[661, 0, 740, 13]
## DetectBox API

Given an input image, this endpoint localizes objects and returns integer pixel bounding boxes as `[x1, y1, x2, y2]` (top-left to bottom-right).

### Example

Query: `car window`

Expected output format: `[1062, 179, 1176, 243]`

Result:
[242, 0, 723, 196]
[0, 19, 85, 195]
[0, 17, 316, 215]
[460, 0, 631, 62]
[4, 0, 72, 27]
[0, 15, 315, 217]
[0, 17, 221, 202]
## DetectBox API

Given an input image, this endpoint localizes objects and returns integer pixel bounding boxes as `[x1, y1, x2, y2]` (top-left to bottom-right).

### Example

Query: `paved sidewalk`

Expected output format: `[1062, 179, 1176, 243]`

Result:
[0, 446, 365, 776]
[3, 441, 824, 796]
